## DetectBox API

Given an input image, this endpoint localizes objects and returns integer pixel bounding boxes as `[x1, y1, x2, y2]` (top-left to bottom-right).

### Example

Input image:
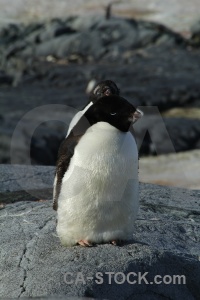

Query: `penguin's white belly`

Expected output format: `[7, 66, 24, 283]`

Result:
[57, 122, 139, 246]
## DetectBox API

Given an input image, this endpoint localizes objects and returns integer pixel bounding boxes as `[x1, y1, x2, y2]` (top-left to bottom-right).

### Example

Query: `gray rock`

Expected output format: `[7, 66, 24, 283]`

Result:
[38, 21, 76, 42]
[65, 15, 103, 32]
[32, 31, 105, 61]
[135, 114, 200, 155]
[0, 70, 13, 85]
[191, 19, 200, 46]
[0, 15, 187, 63]
[0, 165, 199, 299]
[0, 164, 54, 193]
[0, 164, 54, 203]
[0, 23, 23, 45]
[0, 102, 76, 165]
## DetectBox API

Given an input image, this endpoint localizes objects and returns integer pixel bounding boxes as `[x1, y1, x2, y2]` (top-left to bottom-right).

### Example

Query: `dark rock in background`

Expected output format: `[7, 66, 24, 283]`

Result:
[135, 115, 200, 155]
[0, 165, 199, 299]
[191, 19, 200, 46]
[0, 15, 200, 165]
[0, 16, 187, 63]
[0, 70, 13, 85]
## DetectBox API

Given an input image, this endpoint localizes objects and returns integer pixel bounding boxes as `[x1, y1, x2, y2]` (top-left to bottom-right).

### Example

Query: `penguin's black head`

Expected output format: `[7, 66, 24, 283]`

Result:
[89, 80, 120, 103]
[85, 95, 143, 132]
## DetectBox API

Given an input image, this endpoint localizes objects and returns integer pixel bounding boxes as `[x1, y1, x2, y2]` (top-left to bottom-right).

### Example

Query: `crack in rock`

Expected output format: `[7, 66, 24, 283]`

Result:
[18, 246, 27, 296]
[38, 216, 54, 231]
[16, 212, 53, 297]
[18, 222, 28, 297]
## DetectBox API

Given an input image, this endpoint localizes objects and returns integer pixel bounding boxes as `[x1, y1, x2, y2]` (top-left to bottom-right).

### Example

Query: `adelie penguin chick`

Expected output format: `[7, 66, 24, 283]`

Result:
[66, 80, 120, 137]
[53, 95, 143, 247]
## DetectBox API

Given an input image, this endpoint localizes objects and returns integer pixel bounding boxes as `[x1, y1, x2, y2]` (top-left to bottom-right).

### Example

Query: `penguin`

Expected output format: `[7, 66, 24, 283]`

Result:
[53, 94, 143, 247]
[53, 80, 120, 212]
[66, 80, 120, 137]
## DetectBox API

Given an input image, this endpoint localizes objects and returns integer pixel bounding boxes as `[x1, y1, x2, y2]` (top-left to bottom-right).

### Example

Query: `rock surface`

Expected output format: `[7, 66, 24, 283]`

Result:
[0, 164, 200, 299]
[191, 19, 200, 46]
[0, 164, 54, 203]
[135, 115, 200, 155]
[0, 16, 187, 69]
[0, 0, 200, 34]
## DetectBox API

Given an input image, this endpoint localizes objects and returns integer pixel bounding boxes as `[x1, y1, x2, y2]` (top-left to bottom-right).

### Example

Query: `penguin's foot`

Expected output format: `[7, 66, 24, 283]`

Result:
[110, 240, 123, 246]
[77, 240, 93, 247]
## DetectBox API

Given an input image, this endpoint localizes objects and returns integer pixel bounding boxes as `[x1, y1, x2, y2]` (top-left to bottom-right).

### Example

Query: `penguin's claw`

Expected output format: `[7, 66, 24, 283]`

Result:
[111, 240, 122, 246]
[78, 240, 93, 247]
[111, 240, 117, 245]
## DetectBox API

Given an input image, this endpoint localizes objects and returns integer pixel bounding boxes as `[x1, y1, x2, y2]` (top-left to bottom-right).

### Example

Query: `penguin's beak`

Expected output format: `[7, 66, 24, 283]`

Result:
[130, 109, 143, 124]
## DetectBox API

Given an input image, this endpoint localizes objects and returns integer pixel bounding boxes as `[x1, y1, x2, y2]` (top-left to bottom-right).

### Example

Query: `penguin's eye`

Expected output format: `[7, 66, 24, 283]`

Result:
[110, 112, 117, 116]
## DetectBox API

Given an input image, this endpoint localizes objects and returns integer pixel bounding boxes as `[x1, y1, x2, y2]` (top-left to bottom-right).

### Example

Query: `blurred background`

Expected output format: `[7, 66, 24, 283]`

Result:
[0, 0, 200, 189]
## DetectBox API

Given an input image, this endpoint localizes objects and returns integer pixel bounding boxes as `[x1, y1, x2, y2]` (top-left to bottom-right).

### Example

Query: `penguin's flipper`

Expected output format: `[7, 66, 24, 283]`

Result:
[53, 134, 82, 211]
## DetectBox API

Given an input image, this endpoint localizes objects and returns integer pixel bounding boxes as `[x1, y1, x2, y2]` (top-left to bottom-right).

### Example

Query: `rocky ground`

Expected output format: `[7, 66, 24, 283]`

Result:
[0, 165, 199, 299]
